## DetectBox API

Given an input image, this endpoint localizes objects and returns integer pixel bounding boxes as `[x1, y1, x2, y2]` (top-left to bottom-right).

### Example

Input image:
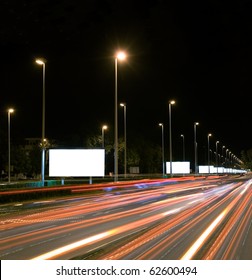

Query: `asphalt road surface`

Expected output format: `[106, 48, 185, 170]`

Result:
[0, 175, 251, 260]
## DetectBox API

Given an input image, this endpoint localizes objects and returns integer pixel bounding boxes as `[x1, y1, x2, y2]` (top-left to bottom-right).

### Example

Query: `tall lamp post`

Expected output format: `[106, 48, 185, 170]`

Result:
[209, 149, 212, 165]
[225, 148, 229, 169]
[207, 133, 212, 174]
[101, 125, 108, 148]
[120, 103, 127, 178]
[114, 51, 126, 181]
[36, 58, 46, 186]
[8, 108, 14, 183]
[180, 134, 185, 161]
[221, 145, 225, 166]
[169, 100, 175, 177]
[194, 122, 199, 174]
[216, 140, 219, 174]
[159, 123, 165, 177]
[228, 151, 232, 172]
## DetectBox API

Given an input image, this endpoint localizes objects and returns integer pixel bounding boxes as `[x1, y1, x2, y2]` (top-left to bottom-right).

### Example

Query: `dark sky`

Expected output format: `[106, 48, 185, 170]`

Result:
[0, 0, 251, 161]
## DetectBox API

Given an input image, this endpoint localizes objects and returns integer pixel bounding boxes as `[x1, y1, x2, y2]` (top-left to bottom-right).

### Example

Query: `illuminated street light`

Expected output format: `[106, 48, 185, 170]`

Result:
[36, 58, 46, 186]
[207, 133, 212, 174]
[169, 100, 175, 177]
[194, 122, 199, 174]
[120, 103, 127, 178]
[117, 52, 126, 60]
[180, 134, 185, 162]
[222, 145, 225, 164]
[229, 151, 232, 171]
[114, 51, 126, 181]
[159, 123, 165, 177]
[8, 108, 14, 184]
[216, 140, 219, 174]
[101, 125, 108, 148]
[225, 148, 229, 170]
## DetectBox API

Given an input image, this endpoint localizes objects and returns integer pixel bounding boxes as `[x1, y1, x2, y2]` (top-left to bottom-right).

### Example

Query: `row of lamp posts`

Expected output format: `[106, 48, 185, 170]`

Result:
[6, 51, 241, 186]
[35, 53, 126, 185]
[4, 58, 45, 185]
[159, 104, 199, 178]
[33, 52, 238, 184]
[35, 52, 127, 185]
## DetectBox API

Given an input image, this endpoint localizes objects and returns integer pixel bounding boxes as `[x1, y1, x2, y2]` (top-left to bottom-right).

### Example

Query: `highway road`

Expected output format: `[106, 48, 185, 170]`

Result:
[0, 174, 251, 260]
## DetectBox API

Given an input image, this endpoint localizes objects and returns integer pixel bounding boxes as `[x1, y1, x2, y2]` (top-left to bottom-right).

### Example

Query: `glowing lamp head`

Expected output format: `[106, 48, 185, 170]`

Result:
[159, 123, 163, 127]
[35, 59, 45, 65]
[169, 100, 175, 105]
[8, 108, 14, 113]
[102, 125, 108, 130]
[116, 52, 126, 60]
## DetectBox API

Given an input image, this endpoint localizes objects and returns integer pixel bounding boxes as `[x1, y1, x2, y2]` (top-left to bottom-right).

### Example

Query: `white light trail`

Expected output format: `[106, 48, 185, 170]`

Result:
[31, 231, 113, 260]
[180, 209, 227, 260]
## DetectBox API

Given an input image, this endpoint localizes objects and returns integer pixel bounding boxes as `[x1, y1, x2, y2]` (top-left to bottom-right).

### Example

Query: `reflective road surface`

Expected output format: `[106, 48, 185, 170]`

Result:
[0, 175, 251, 260]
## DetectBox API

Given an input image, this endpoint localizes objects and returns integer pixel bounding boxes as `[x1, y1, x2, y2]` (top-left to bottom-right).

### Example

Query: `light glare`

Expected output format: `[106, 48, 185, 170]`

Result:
[35, 59, 45, 65]
[116, 52, 126, 60]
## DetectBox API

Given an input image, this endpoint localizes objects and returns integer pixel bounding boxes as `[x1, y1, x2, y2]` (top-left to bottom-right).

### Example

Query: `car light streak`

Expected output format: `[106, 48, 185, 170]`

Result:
[181, 182, 251, 260]
[30, 206, 186, 259]
[0, 193, 197, 252]
[0, 176, 251, 260]
[31, 231, 114, 260]
[162, 207, 183, 216]
[203, 183, 252, 259]
[180, 209, 227, 260]
[100, 190, 234, 260]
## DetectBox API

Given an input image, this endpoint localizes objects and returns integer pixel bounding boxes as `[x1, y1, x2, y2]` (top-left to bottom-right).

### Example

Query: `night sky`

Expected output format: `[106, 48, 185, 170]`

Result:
[0, 0, 251, 162]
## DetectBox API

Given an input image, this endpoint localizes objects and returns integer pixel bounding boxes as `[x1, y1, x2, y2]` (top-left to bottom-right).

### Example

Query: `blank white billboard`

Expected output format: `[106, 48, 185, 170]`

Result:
[166, 161, 190, 174]
[49, 149, 105, 177]
[199, 165, 215, 173]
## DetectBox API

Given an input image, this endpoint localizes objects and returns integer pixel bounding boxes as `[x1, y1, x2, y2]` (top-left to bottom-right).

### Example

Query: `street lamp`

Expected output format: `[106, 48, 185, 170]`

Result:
[114, 51, 126, 181]
[222, 145, 225, 165]
[101, 125, 108, 148]
[120, 103, 127, 178]
[230, 153, 234, 169]
[194, 122, 199, 174]
[8, 108, 14, 183]
[225, 148, 231, 171]
[207, 133, 212, 174]
[159, 123, 165, 177]
[36, 58, 46, 186]
[225, 148, 229, 168]
[180, 134, 185, 161]
[169, 100, 175, 177]
[228, 151, 232, 172]
[216, 140, 219, 174]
